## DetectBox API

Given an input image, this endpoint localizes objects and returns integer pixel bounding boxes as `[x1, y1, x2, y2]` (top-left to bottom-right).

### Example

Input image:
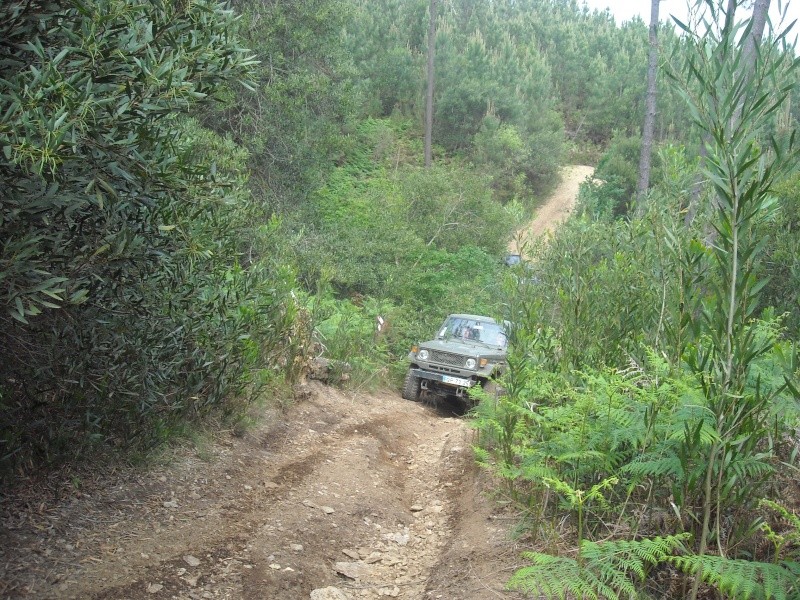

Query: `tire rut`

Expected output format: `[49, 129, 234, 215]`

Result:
[1, 384, 483, 599]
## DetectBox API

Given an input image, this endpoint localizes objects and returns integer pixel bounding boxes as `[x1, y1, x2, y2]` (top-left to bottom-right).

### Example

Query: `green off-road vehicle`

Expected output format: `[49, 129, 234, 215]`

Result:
[403, 314, 508, 404]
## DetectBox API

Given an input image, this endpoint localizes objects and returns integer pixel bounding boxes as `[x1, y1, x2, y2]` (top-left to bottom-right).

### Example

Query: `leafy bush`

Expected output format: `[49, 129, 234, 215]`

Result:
[0, 0, 307, 475]
[509, 214, 663, 371]
[212, 0, 355, 206]
[587, 133, 662, 217]
[759, 174, 800, 337]
[475, 343, 799, 598]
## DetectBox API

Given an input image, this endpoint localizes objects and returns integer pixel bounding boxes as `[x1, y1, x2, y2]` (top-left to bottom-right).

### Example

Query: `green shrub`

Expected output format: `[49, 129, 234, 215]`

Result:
[0, 0, 308, 475]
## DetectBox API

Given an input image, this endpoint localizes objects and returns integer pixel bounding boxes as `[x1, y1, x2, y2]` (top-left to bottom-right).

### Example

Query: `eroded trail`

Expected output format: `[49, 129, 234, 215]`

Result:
[1, 384, 523, 599]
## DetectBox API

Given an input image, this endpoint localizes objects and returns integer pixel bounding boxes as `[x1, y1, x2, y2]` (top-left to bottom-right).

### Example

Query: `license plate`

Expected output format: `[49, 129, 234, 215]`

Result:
[442, 375, 472, 387]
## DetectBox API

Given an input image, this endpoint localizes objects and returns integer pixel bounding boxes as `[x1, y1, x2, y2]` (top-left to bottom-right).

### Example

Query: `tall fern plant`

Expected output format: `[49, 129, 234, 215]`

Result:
[669, 2, 799, 597]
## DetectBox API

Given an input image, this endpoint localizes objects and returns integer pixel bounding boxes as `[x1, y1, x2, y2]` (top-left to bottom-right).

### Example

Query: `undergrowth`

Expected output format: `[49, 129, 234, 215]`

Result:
[472, 6, 800, 598]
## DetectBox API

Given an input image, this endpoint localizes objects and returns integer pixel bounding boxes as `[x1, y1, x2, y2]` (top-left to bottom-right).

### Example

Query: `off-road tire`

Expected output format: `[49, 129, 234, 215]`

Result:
[402, 369, 421, 401]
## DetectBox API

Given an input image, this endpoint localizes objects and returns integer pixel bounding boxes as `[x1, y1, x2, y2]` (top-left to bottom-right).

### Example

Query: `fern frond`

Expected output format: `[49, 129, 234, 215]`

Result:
[585, 477, 619, 507]
[472, 445, 491, 465]
[508, 535, 690, 600]
[541, 476, 583, 504]
[587, 405, 649, 455]
[728, 454, 775, 482]
[622, 455, 683, 479]
[507, 553, 579, 599]
[669, 553, 798, 600]
[667, 411, 719, 445]
[759, 498, 800, 532]
[496, 461, 523, 481]
[582, 534, 690, 581]
[555, 449, 608, 463]
[508, 552, 616, 600]
[518, 460, 559, 483]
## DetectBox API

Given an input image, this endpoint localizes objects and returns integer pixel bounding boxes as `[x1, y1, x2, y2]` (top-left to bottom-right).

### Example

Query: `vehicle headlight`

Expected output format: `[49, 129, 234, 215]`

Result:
[417, 349, 429, 361]
[465, 358, 476, 369]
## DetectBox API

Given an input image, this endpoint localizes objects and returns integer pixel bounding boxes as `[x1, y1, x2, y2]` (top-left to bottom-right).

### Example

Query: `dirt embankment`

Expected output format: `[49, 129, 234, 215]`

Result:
[0, 166, 590, 600]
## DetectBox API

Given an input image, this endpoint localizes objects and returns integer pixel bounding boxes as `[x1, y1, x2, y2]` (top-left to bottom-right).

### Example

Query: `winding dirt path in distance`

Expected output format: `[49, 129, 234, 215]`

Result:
[508, 164, 594, 255]
[0, 168, 591, 600]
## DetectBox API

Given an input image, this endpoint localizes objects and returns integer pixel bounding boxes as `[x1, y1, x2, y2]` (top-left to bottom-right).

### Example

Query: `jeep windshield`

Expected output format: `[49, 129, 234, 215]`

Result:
[437, 316, 508, 348]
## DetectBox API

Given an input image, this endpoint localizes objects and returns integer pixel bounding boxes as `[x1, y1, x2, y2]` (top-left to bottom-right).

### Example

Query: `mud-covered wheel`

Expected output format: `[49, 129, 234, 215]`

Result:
[402, 369, 421, 401]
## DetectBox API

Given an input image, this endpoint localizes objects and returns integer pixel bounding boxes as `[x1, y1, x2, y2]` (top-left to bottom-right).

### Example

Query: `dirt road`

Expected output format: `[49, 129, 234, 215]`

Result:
[1, 167, 590, 600]
[1, 385, 525, 599]
[508, 165, 594, 255]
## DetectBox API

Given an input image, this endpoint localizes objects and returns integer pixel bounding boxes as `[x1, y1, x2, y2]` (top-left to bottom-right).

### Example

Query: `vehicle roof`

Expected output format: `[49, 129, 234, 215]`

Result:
[447, 314, 498, 323]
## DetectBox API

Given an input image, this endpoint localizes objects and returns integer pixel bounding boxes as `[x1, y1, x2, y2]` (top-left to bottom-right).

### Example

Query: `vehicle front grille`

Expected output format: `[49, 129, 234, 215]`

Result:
[430, 350, 467, 367]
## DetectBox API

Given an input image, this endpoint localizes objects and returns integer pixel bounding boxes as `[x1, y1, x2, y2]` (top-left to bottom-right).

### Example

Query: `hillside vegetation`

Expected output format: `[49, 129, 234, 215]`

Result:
[2, 0, 800, 597]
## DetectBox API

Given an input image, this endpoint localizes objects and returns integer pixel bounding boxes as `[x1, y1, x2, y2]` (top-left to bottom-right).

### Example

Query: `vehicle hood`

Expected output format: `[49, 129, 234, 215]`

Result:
[420, 339, 506, 358]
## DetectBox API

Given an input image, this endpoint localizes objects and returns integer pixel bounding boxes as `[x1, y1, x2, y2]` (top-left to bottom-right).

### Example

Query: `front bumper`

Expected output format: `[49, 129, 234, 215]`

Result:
[411, 368, 476, 391]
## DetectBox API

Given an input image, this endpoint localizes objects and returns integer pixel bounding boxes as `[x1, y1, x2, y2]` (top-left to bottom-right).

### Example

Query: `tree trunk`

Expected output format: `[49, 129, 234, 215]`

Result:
[732, 0, 770, 127]
[636, 0, 660, 209]
[743, 0, 770, 66]
[685, 0, 741, 227]
[424, 0, 437, 168]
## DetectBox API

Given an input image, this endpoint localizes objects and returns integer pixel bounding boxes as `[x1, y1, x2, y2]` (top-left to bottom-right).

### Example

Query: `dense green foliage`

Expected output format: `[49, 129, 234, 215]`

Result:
[344, 0, 700, 174]
[0, 0, 306, 472]
[216, 0, 356, 207]
[296, 117, 515, 383]
[473, 3, 800, 598]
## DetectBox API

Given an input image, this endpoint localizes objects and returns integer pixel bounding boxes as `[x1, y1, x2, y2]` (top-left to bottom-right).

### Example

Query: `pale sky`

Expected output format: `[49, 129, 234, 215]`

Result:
[580, 0, 800, 32]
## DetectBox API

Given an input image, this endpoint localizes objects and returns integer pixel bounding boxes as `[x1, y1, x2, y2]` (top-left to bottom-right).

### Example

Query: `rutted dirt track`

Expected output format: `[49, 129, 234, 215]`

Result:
[1, 167, 591, 599]
[509, 165, 594, 255]
[1, 385, 525, 599]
